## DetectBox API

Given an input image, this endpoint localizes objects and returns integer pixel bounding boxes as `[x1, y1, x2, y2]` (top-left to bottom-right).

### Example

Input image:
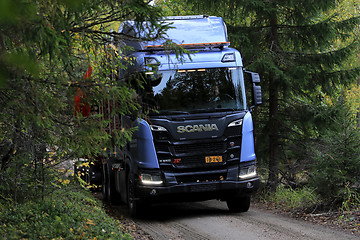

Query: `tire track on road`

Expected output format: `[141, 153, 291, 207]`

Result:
[135, 220, 210, 240]
[231, 210, 358, 240]
[123, 200, 359, 240]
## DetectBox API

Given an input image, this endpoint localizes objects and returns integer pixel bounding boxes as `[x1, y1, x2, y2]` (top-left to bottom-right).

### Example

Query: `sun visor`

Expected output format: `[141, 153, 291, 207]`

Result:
[118, 15, 229, 51]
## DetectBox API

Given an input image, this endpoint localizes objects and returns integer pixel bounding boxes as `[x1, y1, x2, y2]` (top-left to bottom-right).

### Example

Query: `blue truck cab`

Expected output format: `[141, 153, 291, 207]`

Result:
[101, 15, 262, 217]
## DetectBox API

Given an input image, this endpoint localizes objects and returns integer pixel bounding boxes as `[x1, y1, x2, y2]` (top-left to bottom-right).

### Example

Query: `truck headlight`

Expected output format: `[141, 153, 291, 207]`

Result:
[140, 173, 163, 185]
[221, 53, 235, 62]
[239, 165, 257, 179]
[150, 125, 167, 131]
[228, 119, 243, 127]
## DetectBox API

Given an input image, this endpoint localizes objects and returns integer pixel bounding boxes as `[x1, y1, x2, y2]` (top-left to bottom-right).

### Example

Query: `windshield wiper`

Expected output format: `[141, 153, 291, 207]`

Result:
[191, 108, 236, 113]
[155, 110, 190, 115]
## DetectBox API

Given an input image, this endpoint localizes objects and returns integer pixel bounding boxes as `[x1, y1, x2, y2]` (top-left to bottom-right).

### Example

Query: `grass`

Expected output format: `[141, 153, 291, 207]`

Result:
[258, 185, 320, 212]
[0, 180, 131, 240]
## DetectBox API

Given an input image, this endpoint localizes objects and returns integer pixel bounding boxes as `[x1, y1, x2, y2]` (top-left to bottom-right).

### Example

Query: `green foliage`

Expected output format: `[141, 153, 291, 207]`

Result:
[155, 0, 197, 16]
[341, 184, 360, 212]
[261, 185, 320, 212]
[0, 180, 131, 239]
[309, 94, 360, 206]
[0, 153, 53, 204]
[338, 184, 360, 226]
[0, 0, 166, 205]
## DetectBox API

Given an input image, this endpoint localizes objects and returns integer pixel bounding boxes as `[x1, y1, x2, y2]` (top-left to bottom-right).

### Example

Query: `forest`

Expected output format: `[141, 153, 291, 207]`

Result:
[1, 0, 360, 238]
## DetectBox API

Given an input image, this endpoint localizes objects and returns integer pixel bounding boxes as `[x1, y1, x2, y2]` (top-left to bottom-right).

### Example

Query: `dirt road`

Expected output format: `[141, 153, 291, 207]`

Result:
[110, 199, 359, 240]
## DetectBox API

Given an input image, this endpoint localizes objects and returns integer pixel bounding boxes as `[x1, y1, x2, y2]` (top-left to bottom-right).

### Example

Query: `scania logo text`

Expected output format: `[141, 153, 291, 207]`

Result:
[177, 124, 219, 133]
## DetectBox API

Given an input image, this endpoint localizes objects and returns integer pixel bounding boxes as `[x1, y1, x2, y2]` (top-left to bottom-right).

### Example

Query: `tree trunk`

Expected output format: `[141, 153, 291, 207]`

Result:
[267, 7, 280, 191]
[268, 74, 279, 190]
[357, 77, 360, 128]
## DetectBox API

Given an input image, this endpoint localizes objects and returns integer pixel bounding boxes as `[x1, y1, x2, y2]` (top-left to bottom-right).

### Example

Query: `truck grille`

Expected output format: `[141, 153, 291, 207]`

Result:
[173, 141, 225, 154]
[154, 132, 241, 170]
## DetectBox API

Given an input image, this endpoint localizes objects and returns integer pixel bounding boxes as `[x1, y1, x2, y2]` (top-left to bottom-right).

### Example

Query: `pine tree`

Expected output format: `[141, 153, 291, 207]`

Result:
[0, 0, 167, 203]
[310, 94, 360, 205]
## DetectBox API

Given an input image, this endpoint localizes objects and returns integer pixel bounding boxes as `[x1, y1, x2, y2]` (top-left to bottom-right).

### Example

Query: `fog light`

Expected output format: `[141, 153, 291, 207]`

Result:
[239, 165, 257, 179]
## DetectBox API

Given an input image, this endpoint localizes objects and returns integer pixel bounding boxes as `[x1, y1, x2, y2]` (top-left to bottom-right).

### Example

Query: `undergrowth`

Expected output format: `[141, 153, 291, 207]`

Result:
[0, 180, 131, 240]
[257, 185, 320, 212]
[258, 184, 360, 228]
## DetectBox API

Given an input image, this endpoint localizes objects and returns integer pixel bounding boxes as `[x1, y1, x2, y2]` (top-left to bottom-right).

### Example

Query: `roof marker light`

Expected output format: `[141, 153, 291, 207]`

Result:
[178, 69, 206, 73]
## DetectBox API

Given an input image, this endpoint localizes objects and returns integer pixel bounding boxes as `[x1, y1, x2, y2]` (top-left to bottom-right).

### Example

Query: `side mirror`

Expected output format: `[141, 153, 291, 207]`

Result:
[253, 85, 262, 106]
[244, 71, 262, 107]
[146, 72, 162, 87]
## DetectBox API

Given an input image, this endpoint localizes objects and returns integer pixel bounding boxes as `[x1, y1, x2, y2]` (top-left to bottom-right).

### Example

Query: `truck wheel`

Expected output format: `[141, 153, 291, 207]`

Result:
[226, 196, 251, 213]
[103, 162, 120, 204]
[101, 164, 108, 201]
[127, 174, 143, 218]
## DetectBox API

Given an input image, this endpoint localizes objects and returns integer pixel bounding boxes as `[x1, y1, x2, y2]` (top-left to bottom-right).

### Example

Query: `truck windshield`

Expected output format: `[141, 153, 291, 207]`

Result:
[143, 67, 247, 115]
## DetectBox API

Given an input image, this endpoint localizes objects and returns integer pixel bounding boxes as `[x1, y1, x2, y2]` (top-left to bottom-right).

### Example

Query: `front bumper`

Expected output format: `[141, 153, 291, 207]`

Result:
[135, 177, 259, 203]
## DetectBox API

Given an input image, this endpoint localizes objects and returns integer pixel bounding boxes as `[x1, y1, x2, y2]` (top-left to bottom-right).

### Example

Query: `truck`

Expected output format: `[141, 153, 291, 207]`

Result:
[79, 15, 262, 217]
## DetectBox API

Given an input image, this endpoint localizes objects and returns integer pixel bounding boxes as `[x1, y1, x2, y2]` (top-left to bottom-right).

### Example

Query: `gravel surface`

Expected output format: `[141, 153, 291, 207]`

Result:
[104, 204, 153, 240]
[299, 209, 360, 235]
[93, 192, 359, 239]
[253, 202, 360, 236]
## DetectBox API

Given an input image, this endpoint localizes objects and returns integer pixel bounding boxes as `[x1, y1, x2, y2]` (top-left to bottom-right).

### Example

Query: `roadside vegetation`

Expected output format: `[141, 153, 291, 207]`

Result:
[258, 185, 320, 212]
[0, 177, 131, 239]
[0, 0, 166, 238]
[255, 183, 360, 233]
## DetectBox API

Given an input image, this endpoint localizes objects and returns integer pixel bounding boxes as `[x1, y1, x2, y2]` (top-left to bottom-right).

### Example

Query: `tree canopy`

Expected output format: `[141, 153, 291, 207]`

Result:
[0, 0, 167, 203]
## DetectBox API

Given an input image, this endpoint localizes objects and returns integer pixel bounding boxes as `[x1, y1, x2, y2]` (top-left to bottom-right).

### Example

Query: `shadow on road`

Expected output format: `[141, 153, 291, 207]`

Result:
[134, 201, 231, 221]
[93, 192, 245, 222]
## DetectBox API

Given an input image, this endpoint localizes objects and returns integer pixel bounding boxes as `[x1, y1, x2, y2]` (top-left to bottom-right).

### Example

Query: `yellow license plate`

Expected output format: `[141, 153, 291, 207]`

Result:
[205, 156, 223, 164]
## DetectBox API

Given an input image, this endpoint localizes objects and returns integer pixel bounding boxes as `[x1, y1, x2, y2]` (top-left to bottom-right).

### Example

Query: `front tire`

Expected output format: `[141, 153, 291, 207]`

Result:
[102, 162, 120, 204]
[127, 173, 144, 218]
[101, 164, 108, 201]
[226, 196, 251, 213]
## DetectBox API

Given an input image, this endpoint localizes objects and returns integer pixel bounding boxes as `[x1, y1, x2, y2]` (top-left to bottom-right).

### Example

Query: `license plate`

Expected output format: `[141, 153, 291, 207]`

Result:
[205, 156, 223, 164]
